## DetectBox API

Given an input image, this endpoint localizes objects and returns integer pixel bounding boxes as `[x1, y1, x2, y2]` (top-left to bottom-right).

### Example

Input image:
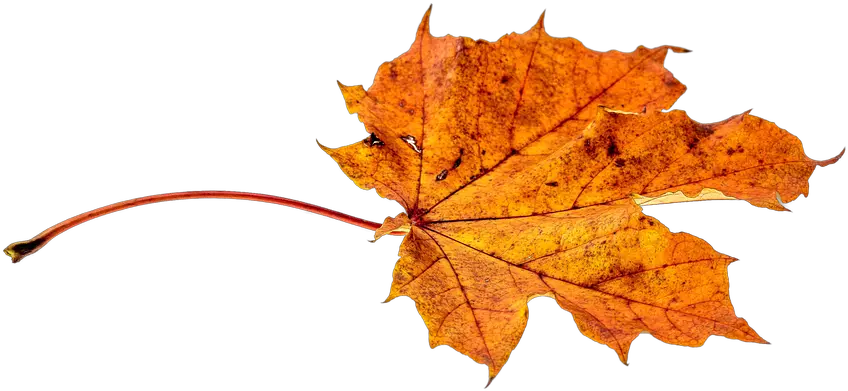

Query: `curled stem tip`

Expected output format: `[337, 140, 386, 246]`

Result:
[4, 190, 403, 264]
[4, 239, 46, 263]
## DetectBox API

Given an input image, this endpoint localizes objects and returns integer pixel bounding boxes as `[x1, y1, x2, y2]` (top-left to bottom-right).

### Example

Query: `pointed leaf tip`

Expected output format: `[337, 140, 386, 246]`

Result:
[316, 139, 331, 153]
[617, 350, 630, 366]
[535, 10, 546, 29]
[417, 5, 432, 37]
[337, 83, 366, 114]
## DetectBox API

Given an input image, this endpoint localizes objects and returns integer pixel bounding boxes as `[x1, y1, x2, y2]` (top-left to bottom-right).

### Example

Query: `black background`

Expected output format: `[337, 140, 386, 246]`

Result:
[0, 2, 848, 390]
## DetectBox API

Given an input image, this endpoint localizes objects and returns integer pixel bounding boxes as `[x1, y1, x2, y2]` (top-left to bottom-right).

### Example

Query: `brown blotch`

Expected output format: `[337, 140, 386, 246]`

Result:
[452, 149, 464, 169]
[606, 140, 619, 157]
[688, 137, 700, 149]
[436, 170, 449, 181]
[364, 132, 384, 147]
[727, 145, 745, 155]
[664, 78, 678, 88]
[694, 123, 715, 138]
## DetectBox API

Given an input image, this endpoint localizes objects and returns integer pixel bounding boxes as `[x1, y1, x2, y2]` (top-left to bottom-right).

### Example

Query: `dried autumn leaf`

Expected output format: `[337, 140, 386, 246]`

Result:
[322, 8, 841, 385]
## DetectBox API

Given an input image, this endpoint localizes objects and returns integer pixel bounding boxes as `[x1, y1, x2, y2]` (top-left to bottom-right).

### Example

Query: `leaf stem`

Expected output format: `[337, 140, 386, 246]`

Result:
[4, 190, 402, 263]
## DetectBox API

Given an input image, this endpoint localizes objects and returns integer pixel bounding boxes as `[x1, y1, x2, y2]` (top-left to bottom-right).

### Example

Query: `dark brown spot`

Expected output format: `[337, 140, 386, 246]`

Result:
[452, 149, 464, 169]
[606, 141, 619, 157]
[737, 146, 744, 153]
[545, 181, 558, 187]
[398, 100, 405, 108]
[436, 170, 448, 181]
[364, 132, 384, 147]
[648, 220, 655, 226]
[614, 158, 626, 168]
[758, 159, 764, 164]
[407, 109, 415, 115]
[481, 149, 486, 155]
[688, 137, 700, 149]
[510, 149, 518, 156]
[389, 67, 398, 80]
[726, 147, 736, 156]
[500, 75, 510, 84]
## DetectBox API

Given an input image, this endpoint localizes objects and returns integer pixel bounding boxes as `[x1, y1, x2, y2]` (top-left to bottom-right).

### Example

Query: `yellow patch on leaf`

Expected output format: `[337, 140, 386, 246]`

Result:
[373, 213, 411, 242]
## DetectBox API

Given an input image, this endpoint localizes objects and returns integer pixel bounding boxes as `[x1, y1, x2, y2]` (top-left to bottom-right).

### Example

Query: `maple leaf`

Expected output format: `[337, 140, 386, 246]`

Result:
[320, 7, 842, 384]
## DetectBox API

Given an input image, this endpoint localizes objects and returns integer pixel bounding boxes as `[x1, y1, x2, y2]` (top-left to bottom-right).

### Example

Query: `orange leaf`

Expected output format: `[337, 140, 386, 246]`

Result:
[322, 7, 841, 385]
